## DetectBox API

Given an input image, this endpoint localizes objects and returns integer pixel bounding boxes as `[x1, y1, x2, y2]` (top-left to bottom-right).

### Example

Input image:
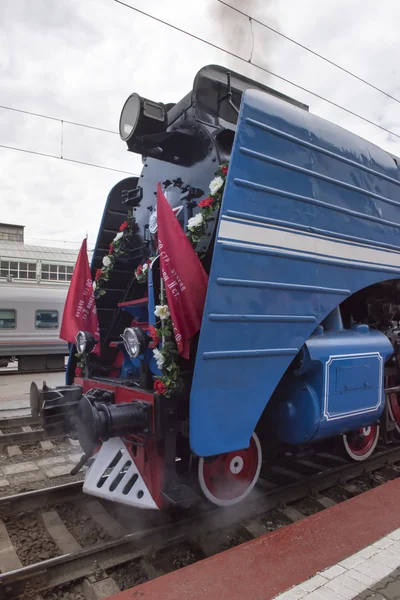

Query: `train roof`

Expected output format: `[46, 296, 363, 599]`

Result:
[0, 241, 79, 263]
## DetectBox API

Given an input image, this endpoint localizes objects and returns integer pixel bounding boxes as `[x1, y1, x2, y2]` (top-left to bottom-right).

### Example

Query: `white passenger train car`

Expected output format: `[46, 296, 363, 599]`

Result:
[0, 284, 69, 371]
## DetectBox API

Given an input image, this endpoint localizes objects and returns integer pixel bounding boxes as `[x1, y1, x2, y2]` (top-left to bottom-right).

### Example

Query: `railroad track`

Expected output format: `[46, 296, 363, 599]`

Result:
[0, 414, 65, 448]
[1, 444, 400, 599]
[0, 368, 65, 376]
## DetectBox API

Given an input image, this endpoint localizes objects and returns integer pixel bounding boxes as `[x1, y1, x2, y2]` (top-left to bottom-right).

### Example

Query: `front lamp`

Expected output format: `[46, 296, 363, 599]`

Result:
[75, 331, 98, 355]
[121, 327, 148, 359]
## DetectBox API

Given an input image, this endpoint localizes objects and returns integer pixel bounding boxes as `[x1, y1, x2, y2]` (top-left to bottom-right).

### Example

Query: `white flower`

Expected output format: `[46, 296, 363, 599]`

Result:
[93, 281, 97, 291]
[154, 304, 170, 320]
[102, 256, 112, 267]
[142, 263, 149, 273]
[187, 213, 204, 231]
[209, 175, 224, 196]
[153, 348, 164, 370]
[113, 231, 124, 243]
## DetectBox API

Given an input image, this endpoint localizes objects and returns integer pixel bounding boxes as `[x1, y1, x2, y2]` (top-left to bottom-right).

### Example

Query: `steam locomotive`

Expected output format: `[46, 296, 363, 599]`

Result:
[31, 65, 400, 510]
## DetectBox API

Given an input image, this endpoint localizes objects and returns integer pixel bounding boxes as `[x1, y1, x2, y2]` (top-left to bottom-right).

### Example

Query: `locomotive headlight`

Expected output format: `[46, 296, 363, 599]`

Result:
[119, 93, 141, 141]
[121, 327, 148, 359]
[119, 93, 167, 151]
[75, 331, 97, 355]
[149, 208, 158, 235]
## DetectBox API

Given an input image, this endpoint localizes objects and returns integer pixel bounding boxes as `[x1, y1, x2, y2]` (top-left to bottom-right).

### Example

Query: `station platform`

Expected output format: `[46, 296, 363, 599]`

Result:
[0, 370, 64, 415]
[107, 478, 400, 600]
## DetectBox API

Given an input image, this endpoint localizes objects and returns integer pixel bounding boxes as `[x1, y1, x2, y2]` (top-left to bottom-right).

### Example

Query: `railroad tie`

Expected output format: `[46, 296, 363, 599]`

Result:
[313, 495, 337, 509]
[278, 505, 307, 522]
[40, 509, 82, 554]
[85, 500, 125, 539]
[0, 518, 23, 572]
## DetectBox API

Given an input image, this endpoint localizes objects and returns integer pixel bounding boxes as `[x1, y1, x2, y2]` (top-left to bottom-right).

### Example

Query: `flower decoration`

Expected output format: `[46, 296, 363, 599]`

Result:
[187, 213, 204, 231]
[154, 379, 167, 395]
[198, 196, 214, 208]
[135, 257, 155, 284]
[151, 163, 228, 397]
[149, 325, 160, 345]
[153, 348, 165, 370]
[209, 175, 224, 195]
[152, 299, 182, 398]
[75, 367, 83, 377]
[186, 162, 228, 248]
[94, 209, 137, 299]
[154, 304, 170, 320]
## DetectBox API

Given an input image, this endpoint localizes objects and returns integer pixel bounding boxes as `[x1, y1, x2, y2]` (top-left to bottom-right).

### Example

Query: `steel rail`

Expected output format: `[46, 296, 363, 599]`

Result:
[1, 445, 400, 598]
[0, 415, 39, 428]
[0, 481, 83, 517]
[0, 428, 65, 446]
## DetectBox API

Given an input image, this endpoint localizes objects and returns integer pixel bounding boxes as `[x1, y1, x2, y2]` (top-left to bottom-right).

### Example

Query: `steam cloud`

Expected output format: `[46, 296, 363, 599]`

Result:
[211, 0, 278, 72]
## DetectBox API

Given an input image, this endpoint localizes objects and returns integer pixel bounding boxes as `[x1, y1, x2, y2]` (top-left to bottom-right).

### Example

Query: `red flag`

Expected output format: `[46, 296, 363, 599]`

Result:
[157, 183, 208, 359]
[60, 238, 100, 354]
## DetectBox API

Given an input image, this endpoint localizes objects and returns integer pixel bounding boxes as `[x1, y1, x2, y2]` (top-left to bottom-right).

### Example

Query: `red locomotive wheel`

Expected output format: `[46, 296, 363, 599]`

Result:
[342, 424, 380, 461]
[198, 433, 262, 506]
[388, 394, 400, 436]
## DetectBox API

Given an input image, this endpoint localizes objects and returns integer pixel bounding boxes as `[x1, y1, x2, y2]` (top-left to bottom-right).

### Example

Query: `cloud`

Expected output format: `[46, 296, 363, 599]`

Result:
[0, 0, 399, 250]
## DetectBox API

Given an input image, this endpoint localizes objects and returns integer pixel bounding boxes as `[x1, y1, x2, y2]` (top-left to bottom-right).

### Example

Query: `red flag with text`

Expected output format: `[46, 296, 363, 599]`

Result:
[60, 238, 100, 354]
[157, 183, 208, 359]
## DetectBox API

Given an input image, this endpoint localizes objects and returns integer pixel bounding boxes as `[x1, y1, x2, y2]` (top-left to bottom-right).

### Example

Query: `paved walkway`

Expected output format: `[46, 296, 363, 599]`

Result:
[106, 479, 400, 600]
[274, 528, 400, 599]
[356, 568, 400, 600]
[0, 371, 64, 415]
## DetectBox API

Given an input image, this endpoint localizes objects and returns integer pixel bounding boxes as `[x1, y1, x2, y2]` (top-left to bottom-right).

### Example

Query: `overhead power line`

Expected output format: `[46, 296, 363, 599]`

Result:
[0, 104, 118, 135]
[0, 143, 137, 176]
[218, 0, 400, 107]
[114, 0, 400, 142]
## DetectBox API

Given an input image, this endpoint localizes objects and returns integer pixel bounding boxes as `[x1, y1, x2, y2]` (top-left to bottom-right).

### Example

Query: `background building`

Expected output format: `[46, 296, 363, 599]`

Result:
[0, 222, 92, 286]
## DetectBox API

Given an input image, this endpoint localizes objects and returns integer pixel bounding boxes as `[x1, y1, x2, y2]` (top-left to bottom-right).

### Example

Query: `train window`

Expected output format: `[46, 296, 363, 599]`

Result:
[35, 310, 59, 329]
[0, 260, 37, 279]
[0, 309, 16, 329]
[41, 263, 74, 282]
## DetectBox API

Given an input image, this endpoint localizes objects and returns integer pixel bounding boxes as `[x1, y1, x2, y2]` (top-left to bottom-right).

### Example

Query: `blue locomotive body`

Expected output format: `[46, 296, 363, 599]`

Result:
[36, 65, 400, 510]
[190, 88, 400, 457]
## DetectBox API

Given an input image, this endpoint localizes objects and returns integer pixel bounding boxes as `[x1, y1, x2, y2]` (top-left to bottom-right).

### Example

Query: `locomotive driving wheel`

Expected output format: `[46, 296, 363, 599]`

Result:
[342, 424, 380, 461]
[198, 432, 262, 506]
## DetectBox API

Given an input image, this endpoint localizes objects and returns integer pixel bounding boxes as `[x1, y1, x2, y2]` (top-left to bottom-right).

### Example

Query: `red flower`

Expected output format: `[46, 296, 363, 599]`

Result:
[119, 220, 129, 231]
[136, 264, 143, 275]
[221, 164, 228, 176]
[95, 269, 102, 281]
[199, 196, 214, 208]
[75, 367, 83, 377]
[149, 325, 160, 345]
[109, 243, 114, 254]
[154, 379, 167, 395]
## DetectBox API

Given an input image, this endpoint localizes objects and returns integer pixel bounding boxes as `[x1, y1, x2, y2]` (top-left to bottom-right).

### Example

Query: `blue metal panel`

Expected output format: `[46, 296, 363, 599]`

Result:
[274, 327, 393, 445]
[190, 89, 400, 457]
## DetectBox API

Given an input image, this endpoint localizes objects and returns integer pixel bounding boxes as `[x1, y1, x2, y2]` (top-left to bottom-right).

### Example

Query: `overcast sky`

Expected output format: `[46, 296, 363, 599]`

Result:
[1, 0, 399, 251]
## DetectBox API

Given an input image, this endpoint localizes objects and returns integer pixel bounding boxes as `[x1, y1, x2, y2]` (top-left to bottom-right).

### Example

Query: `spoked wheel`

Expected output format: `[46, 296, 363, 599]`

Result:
[388, 393, 400, 437]
[198, 432, 262, 506]
[342, 424, 380, 461]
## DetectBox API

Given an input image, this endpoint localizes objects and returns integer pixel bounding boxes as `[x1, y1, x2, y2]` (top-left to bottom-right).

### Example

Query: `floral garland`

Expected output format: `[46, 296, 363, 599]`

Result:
[186, 162, 228, 247]
[93, 210, 137, 299]
[149, 162, 229, 397]
[133, 161, 229, 279]
[151, 304, 182, 397]
[90, 164, 229, 396]
[134, 256, 155, 284]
